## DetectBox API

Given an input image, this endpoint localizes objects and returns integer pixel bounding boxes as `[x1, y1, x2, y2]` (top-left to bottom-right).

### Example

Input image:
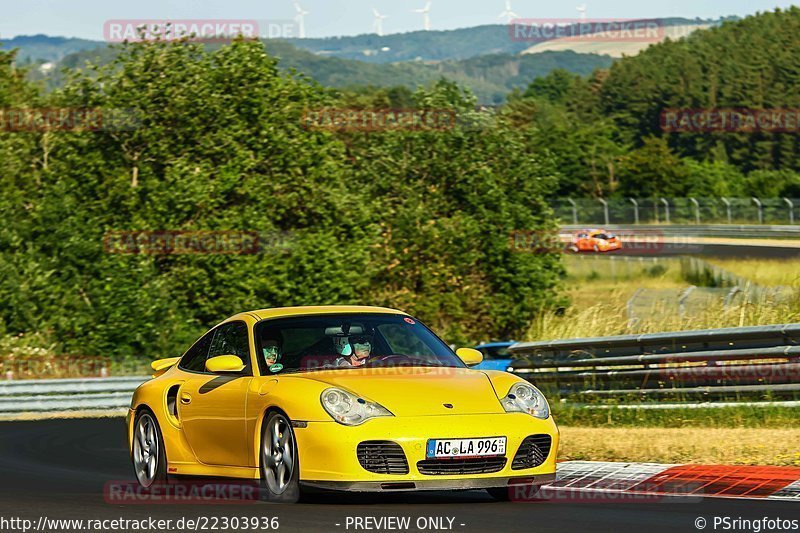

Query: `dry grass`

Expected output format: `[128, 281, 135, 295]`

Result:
[706, 258, 800, 287]
[528, 255, 800, 341]
[559, 426, 800, 466]
[525, 296, 800, 341]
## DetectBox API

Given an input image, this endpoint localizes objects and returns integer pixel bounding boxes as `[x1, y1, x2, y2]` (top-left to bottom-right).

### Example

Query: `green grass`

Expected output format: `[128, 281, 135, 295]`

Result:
[553, 404, 800, 428]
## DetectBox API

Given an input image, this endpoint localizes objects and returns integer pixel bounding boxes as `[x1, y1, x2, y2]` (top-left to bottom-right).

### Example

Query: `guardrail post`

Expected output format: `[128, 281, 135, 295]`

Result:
[628, 198, 639, 224]
[678, 285, 696, 318]
[752, 197, 763, 224]
[784, 197, 795, 225]
[660, 198, 670, 224]
[689, 197, 701, 224]
[567, 198, 578, 225]
[721, 197, 732, 224]
[599, 198, 609, 226]
[723, 286, 741, 309]
[627, 288, 643, 329]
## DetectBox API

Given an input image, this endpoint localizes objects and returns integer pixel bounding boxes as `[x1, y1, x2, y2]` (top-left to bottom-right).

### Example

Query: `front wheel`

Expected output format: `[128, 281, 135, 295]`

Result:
[260, 412, 301, 503]
[132, 410, 167, 488]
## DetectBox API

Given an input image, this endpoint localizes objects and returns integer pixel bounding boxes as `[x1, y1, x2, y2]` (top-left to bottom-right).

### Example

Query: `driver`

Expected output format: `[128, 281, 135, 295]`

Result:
[261, 333, 283, 371]
[333, 335, 372, 368]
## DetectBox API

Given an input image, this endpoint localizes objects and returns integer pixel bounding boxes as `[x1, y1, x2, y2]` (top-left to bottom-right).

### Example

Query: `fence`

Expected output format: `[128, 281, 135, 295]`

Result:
[510, 324, 800, 406]
[0, 376, 146, 413]
[555, 198, 800, 226]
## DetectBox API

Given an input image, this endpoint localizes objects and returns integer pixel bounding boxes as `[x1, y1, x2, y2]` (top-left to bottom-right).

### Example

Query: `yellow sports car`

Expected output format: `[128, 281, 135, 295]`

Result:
[127, 306, 558, 502]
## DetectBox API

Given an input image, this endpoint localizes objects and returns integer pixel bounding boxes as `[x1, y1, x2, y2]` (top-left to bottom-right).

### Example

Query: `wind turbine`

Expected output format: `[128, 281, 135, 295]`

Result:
[412, 1, 432, 31]
[294, 1, 310, 38]
[372, 8, 388, 36]
[498, 0, 519, 23]
[576, 4, 588, 21]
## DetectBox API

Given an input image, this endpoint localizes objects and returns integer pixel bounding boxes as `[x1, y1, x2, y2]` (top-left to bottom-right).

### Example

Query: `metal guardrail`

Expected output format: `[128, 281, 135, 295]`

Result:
[5, 323, 800, 413]
[0, 376, 147, 413]
[510, 324, 800, 405]
[561, 224, 800, 239]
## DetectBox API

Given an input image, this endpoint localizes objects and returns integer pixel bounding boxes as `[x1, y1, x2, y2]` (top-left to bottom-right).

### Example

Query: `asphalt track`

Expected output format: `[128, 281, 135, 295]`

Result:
[610, 242, 800, 258]
[0, 418, 797, 533]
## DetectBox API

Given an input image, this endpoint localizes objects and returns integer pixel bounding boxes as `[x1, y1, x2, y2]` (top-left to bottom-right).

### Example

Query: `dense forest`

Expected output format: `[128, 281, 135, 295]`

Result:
[0, 40, 562, 362]
[516, 7, 800, 198]
[0, 8, 798, 363]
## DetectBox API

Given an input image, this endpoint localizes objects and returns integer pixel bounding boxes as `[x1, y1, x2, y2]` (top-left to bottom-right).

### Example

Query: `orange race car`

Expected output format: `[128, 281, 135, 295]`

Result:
[568, 229, 622, 253]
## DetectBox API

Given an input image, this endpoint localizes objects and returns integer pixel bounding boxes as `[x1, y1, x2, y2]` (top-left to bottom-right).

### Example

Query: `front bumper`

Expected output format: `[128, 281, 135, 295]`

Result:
[302, 473, 557, 492]
[294, 412, 558, 485]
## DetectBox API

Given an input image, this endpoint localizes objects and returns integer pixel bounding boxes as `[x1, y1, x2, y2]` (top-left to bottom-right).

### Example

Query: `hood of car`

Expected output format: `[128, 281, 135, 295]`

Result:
[302, 367, 505, 417]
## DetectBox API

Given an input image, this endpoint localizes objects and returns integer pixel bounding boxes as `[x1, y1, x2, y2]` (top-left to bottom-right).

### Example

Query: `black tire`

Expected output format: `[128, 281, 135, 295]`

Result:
[131, 409, 168, 488]
[260, 411, 301, 503]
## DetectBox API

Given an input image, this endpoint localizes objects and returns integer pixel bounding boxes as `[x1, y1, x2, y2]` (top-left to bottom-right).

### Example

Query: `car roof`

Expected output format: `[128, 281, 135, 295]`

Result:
[245, 305, 406, 321]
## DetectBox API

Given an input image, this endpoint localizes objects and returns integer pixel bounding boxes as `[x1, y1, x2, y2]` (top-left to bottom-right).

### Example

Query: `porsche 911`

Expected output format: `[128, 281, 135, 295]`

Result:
[127, 306, 558, 502]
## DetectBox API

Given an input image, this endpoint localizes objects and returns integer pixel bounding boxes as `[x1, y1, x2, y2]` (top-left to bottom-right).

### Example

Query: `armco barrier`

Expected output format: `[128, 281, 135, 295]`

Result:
[509, 324, 800, 404]
[561, 224, 800, 239]
[0, 376, 147, 413]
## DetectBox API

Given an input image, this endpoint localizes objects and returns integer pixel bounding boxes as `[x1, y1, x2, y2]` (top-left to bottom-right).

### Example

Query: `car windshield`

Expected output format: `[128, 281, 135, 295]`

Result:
[254, 313, 465, 375]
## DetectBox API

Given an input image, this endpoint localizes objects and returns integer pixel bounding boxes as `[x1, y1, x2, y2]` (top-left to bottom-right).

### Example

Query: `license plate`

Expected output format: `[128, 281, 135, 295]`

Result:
[426, 437, 506, 459]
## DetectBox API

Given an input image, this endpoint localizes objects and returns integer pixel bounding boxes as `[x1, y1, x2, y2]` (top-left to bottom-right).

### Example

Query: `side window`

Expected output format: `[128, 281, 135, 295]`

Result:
[178, 330, 215, 372]
[208, 321, 251, 370]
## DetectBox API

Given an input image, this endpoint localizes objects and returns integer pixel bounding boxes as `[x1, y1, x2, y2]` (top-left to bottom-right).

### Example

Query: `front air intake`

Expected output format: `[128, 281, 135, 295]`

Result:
[511, 434, 552, 470]
[357, 441, 410, 474]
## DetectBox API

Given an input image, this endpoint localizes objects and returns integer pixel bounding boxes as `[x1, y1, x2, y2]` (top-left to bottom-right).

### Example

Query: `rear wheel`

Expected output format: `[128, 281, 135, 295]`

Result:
[260, 412, 301, 503]
[132, 410, 167, 488]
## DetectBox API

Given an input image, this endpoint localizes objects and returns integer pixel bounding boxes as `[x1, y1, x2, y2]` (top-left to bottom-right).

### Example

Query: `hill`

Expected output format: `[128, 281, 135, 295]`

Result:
[22, 38, 613, 103]
[283, 18, 713, 63]
[0, 34, 102, 63]
[522, 23, 713, 58]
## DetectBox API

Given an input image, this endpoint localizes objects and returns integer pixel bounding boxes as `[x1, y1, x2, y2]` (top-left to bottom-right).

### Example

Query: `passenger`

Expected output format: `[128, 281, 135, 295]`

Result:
[333, 335, 372, 367]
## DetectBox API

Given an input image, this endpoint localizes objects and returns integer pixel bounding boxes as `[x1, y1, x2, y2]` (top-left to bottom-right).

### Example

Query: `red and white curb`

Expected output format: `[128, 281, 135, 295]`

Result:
[539, 461, 800, 501]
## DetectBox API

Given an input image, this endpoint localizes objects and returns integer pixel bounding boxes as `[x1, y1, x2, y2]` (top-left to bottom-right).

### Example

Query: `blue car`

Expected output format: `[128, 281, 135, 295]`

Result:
[472, 341, 515, 371]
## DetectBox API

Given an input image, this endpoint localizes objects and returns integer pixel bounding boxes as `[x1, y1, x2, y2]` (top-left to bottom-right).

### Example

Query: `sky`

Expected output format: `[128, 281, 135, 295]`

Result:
[1, 0, 796, 40]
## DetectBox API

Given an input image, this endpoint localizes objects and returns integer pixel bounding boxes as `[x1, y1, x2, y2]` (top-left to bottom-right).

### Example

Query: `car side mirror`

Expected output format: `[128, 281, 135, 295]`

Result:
[456, 348, 483, 366]
[206, 355, 245, 373]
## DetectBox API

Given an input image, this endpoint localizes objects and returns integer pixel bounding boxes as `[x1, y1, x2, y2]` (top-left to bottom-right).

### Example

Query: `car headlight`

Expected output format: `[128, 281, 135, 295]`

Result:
[320, 387, 393, 426]
[500, 382, 550, 419]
